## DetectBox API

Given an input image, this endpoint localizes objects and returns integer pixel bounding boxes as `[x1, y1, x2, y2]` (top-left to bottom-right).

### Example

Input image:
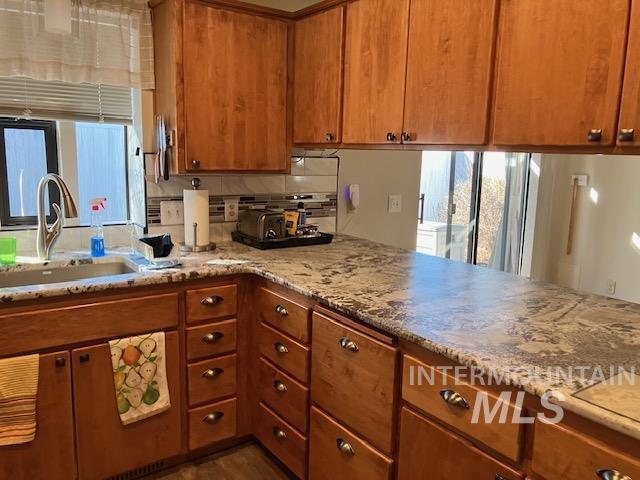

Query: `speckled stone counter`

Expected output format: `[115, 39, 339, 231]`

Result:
[1, 235, 639, 440]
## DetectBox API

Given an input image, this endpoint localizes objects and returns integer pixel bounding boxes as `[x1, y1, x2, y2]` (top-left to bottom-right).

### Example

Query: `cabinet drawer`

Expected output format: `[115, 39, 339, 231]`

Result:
[188, 354, 236, 407]
[188, 397, 237, 451]
[259, 357, 309, 433]
[309, 406, 393, 480]
[186, 319, 237, 361]
[259, 287, 310, 343]
[255, 402, 307, 479]
[259, 322, 310, 384]
[532, 420, 640, 480]
[186, 285, 237, 323]
[402, 354, 523, 462]
[398, 407, 524, 480]
[311, 312, 397, 454]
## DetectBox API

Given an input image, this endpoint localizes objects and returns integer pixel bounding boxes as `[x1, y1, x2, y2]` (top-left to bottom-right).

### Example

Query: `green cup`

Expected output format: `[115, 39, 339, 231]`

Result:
[0, 237, 17, 265]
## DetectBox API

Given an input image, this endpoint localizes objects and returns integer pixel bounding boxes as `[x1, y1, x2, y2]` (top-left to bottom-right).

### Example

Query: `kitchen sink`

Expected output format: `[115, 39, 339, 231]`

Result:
[0, 260, 139, 288]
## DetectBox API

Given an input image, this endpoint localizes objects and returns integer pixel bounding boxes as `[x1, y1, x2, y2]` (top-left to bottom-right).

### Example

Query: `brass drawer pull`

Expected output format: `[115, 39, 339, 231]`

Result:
[339, 337, 359, 352]
[440, 389, 470, 409]
[274, 342, 289, 354]
[619, 128, 635, 142]
[202, 368, 223, 379]
[273, 427, 287, 440]
[55, 357, 66, 368]
[597, 469, 632, 480]
[201, 295, 223, 306]
[275, 304, 288, 316]
[336, 438, 355, 455]
[203, 411, 224, 423]
[588, 129, 603, 142]
[273, 380, 288, 393]
[202, 332, 224, 344]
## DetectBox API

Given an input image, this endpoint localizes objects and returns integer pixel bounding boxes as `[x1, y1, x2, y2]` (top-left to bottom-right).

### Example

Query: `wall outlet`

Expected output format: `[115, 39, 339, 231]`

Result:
[160, 200, 184, 225]
[224, 197, 240, 222]
[607, 279, 617, 295]
[388, 194, 402, 213]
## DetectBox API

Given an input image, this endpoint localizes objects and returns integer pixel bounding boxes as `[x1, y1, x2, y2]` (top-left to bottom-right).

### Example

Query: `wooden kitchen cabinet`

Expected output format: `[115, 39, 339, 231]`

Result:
[342, 0, 410, 144]
[0, 352, 75, 480]
[72, 331, 182, 479]
[492, 0, 629, 147]
[618, 0, 640, 147]
[293, 6, 345, 145]
[402, 0, 498, 145]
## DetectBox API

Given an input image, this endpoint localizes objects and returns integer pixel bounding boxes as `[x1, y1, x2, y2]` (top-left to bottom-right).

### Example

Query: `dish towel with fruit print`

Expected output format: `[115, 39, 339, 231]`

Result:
[109, 332, 170, 425]
[0, 353, 39, 446]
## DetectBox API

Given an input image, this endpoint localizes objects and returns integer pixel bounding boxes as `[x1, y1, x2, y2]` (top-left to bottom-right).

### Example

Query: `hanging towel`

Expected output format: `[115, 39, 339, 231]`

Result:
[109, 332, 170, 425]
[0, 354, 39, 446]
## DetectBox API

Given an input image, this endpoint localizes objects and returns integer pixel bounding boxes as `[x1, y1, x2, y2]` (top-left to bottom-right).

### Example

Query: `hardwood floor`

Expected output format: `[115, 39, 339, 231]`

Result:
[145, 443, 293, 480]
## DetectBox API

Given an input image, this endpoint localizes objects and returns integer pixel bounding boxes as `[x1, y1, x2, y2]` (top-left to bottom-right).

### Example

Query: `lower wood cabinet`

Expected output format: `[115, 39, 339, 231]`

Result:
[72, 331, 183, 479]
[188, 397, 237, 451]
[397, 407, 524, 480]
[0, 351, 75, 480]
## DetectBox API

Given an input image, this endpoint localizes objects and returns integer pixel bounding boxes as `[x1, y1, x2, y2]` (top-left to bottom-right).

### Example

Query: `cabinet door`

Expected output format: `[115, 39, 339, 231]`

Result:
[342, 0, 410, 144]
[618, 0, 640, 146]
[403, 0, 497, 145]
[0, 352, 75, 480]
[183, 2, 289, 172]
[397, 407, 524, 480]
[73, 331, 182, 479]
[293, 6, 345, 145]
[492, 0, 629, 146]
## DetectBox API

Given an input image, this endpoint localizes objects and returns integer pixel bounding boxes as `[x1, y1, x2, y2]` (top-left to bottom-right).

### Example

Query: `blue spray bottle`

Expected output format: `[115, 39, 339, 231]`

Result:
[90, 198, 106, 257]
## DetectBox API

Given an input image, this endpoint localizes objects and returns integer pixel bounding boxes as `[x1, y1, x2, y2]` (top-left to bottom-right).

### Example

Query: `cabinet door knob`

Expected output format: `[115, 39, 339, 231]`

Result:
[274, 342, 289, 354]
[191, 159, 201, 169]
[619, 128, 635, 142]
[201, 295, 223, 306]
[336, 438, 355, 455]
[386, 132, 397, 142]
[588, 129, 603, 142]
[202, 332, 224, 344]
[597, 469, 632, 480]
[202, 368, 223, 379]
[79, 353, 90, 363]
[440, 389, 470, 409]
[275, 304, 288, 316]
[401, 132, 412, 143]
[325, 132, 335, 142]
[203, 411, 224, 423]
[339, 337, 359, 352]
[273, 427, 287, 440]
[55, 357, 66, 368]
[273, 380, 288, 393]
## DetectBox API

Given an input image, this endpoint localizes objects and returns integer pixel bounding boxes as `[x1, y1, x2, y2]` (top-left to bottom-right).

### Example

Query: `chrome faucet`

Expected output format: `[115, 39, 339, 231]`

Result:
[36, 174, 78, 260]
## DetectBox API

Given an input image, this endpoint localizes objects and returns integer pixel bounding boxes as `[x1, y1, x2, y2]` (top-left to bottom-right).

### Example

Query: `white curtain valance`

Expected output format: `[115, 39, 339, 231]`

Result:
[0, 0, 155, 90]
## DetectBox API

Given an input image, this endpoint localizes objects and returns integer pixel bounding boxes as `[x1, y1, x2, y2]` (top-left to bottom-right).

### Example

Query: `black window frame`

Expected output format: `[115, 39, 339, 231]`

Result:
[0, 118, 60, 227]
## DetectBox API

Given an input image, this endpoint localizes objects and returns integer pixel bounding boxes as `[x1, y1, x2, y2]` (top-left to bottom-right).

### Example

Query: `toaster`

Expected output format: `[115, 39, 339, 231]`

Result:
[237, 209, 286, 241]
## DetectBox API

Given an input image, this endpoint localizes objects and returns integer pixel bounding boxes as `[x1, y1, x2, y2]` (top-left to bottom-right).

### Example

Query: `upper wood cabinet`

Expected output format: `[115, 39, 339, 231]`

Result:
[492, 0, 630, 147]
[618, 0, 640, 147]
[402, 0, 498, 145]
[293, 6, 345, 145]
[342, 0, 410, 145]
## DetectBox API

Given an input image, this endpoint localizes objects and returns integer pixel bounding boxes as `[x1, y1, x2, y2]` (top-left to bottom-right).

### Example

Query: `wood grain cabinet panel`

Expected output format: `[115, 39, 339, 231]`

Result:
[492, 0, 629, 146]
[398, 407, 524, 480]
[188, 354, 237, 407]
[293, 6, 345, 145]
[258, 287, 311, 344]
[186, 319, 237, 361]
[259, 322, 310, 384]
[183, 1, 289, 172]
[403, 0, 497, 145]
[0, 352, 75, 480]
[186, 285, 237, 324]
[311, 312, 398, 455]
[188, 397, 237, 451]
[72, 332, 182, 479]
[532, 420, 640, 480]
[618, 0, 640, 146]
[342, 0, 410, 144]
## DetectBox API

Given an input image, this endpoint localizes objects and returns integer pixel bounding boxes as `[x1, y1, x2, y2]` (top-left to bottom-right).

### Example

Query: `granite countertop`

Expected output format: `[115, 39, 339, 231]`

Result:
[1, 235, 639, 440]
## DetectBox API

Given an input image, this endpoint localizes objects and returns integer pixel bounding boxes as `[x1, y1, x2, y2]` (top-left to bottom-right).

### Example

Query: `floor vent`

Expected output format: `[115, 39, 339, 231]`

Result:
[106, 461, 165, 480]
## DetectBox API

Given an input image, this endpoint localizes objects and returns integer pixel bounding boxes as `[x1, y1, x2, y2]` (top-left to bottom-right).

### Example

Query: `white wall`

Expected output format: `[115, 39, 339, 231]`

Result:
[337, 149, 422, 250]
[531, 154, 640, 303]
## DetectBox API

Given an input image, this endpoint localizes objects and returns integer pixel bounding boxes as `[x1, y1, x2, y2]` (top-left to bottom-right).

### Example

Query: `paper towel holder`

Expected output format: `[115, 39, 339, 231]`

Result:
[179, 178, 216, 253]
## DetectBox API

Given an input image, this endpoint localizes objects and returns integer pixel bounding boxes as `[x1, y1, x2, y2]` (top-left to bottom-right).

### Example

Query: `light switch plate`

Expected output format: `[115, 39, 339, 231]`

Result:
[607, 279, 617, 295]
[224, 197, 240, 222]
[160, 201, 184, 225]
[388, 194, 402, 213]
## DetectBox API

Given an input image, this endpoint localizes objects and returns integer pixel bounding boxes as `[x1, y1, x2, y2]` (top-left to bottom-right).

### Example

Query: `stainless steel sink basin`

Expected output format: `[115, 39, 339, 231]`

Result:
[0, 260, 138, 288]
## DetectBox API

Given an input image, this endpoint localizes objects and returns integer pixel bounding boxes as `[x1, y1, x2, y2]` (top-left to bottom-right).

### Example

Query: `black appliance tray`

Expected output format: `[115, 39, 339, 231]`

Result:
[232, 231, 334, 250]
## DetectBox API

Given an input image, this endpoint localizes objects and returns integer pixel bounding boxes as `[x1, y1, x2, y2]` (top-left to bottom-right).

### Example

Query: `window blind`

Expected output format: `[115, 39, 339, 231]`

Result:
[0, 77, 133, 123]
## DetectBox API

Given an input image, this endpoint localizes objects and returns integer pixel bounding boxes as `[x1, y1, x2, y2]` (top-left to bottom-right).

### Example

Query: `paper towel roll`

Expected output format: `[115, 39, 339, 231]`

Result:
[183, 189, 210, 247]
